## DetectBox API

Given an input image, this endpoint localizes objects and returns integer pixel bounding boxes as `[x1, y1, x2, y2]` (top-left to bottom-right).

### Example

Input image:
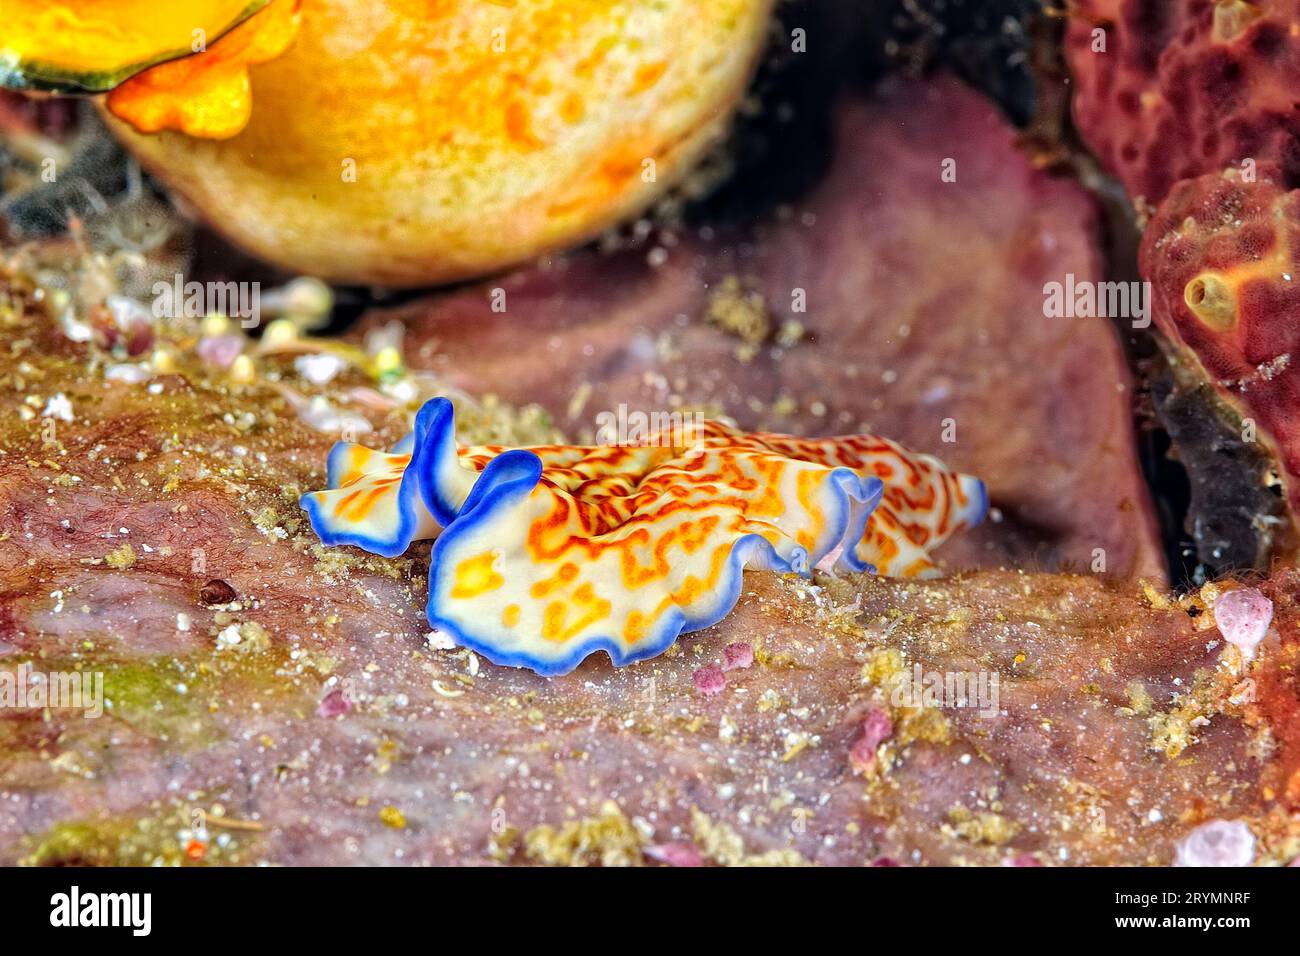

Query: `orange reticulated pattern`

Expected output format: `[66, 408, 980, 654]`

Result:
[736, 430, 987, 578]
[1065, 0, 1300, 206]
[301, 399, 986, 674]
[105, 0, 301, 139]
[331, 447, 409, 521]
[454, 422, 986, 578]
[1139, 163, 1300, 518]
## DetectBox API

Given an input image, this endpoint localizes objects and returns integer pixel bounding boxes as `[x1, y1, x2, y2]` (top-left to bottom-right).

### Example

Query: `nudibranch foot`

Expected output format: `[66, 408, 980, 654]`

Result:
[300, 397, 986, 676]
[429, 532, 800, 677]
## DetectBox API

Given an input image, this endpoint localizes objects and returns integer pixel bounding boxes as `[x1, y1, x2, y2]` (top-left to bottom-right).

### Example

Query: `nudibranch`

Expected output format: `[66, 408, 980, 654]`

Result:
[301, 398, 986, 675]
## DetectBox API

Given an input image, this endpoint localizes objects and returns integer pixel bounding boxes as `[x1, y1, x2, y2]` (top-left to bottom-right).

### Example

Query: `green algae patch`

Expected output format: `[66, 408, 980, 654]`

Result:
[22, 819, 155, 867]
[21, 803, 259, 866]
[99, 658, 220, 750]
[93, 644, 316, 749]
[102, 660, 192, 711]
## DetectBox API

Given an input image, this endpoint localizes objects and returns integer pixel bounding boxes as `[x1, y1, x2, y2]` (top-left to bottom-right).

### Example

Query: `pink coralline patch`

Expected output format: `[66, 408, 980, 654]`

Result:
[1066, 0, 1300, 205]
[1174, 819, 1256, 867]
[1140, 165, 1300, 527]
[849, 708, 893, 773]
[1004, 854, 1043, 867]
[871, 856, 901, 867]
[197, 333, 246, 369]
[1215, 587, 1274, 658]
[91, 311, 153, 356]
[316, 687, 352, 719]
[693, 665, 726, 697]
[125, 322, 154, 357]
[644, 842, 704, 867]
[721, 642, 753, 672]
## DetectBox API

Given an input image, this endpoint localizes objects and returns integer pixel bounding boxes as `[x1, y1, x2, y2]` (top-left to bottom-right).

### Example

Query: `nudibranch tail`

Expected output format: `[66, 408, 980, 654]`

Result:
[856, 456, 988, 579]
[300, 397, 986, 676]
[737, 431, 989, 579]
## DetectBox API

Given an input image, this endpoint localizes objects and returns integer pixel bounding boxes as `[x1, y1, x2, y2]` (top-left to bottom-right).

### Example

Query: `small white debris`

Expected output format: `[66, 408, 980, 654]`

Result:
[216, 624, 243, 648]
[107, 294, 152, 328]
[381, 378, 418, 403]
[62, 315, 94, 343]
[426, 630, 456, 651]
[41, 393, 74, 422]
[105, 364, 150, 383]
[298, 396, 373, 436]
[294, 352, 347, 386]
[719, 715, 738, 742]
[176, 613, 192, 632]
[463, 651, 480, 677]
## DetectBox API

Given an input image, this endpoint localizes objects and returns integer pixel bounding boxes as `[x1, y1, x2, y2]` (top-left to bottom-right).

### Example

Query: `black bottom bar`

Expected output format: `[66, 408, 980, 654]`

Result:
[0, 865, 1280, 942]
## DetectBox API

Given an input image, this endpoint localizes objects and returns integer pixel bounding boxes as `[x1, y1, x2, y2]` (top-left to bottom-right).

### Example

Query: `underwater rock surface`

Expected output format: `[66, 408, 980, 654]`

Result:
[358, 76, 1164, 579]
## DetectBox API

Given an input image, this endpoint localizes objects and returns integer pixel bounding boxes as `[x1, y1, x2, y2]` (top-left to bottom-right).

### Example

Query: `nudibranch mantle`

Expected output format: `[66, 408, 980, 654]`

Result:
[300, 398, 987, 676]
